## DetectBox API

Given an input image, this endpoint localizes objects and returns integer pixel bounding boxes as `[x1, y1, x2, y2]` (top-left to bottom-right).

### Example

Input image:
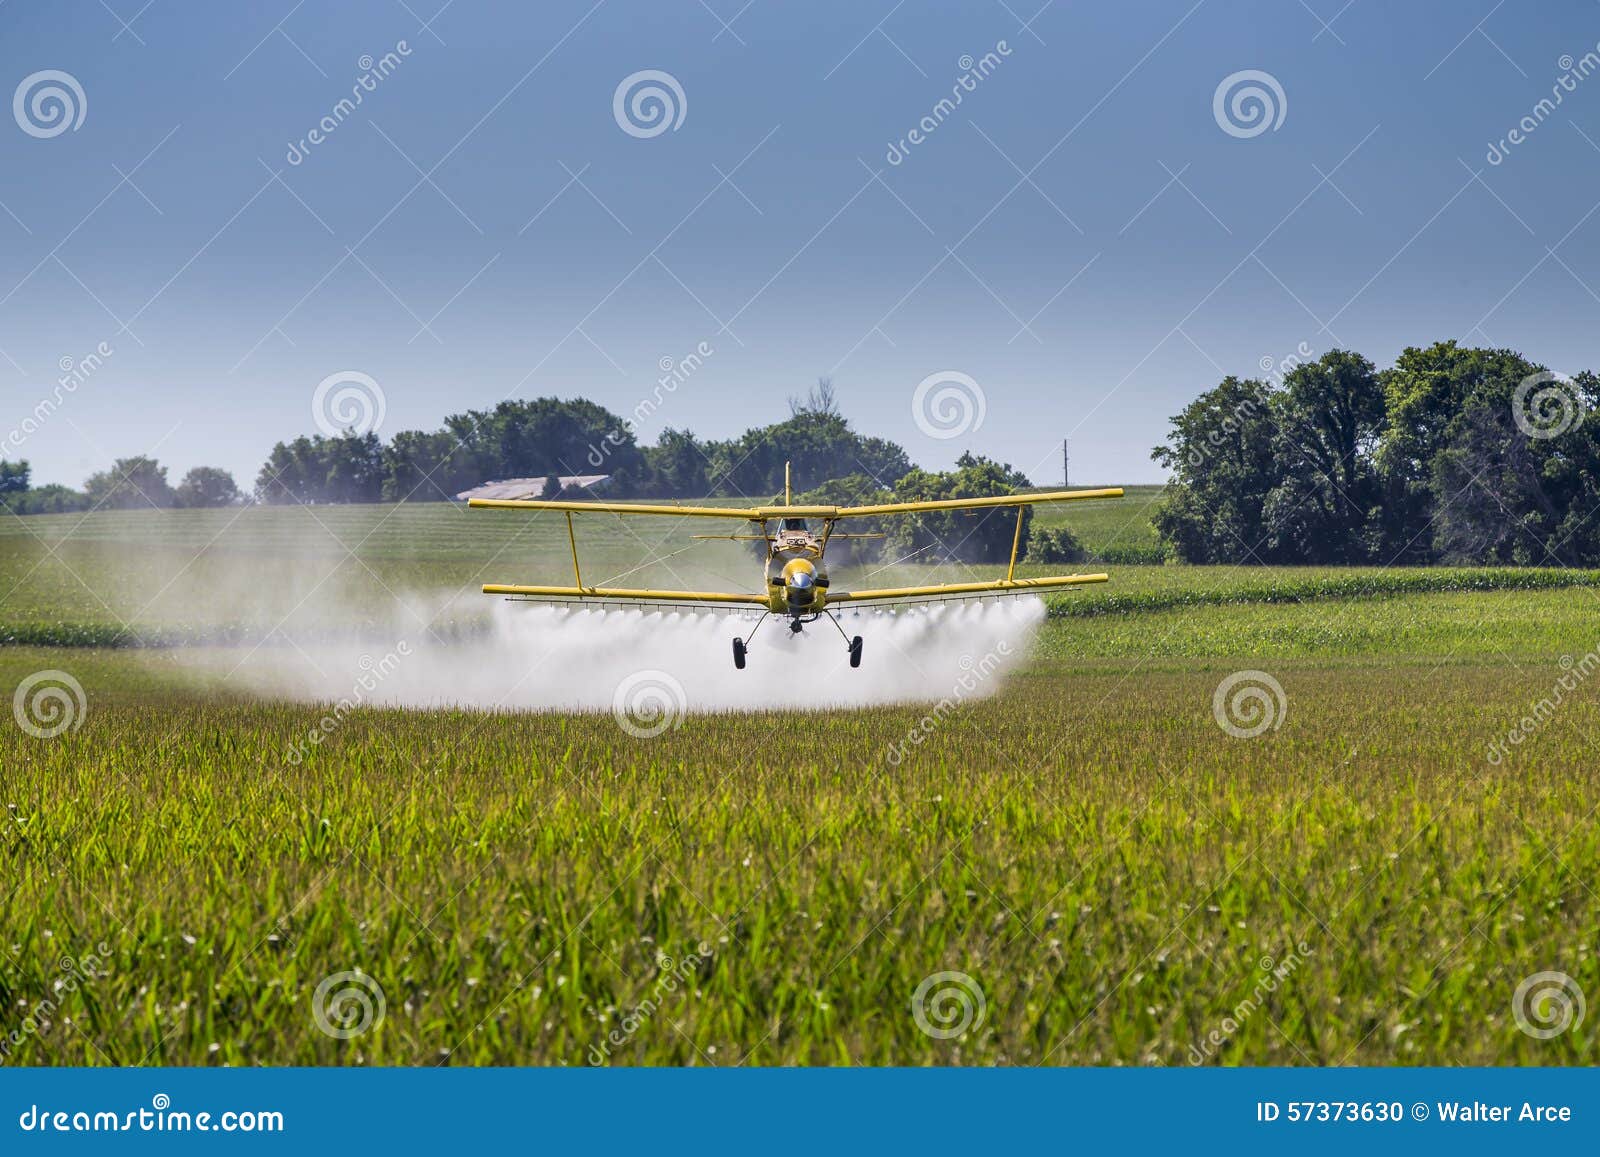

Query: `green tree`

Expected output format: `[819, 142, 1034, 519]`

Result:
[0, 459, 28, 494]
[3, 484, 87, 515]
[174, 466, 240, 508]
[706, 409, 912, 497]
[882, 455, 1032, 565]
[381, 429, 476, 502]
[83, 456, 175, 510]
[793, 473, 894, 565]
[642, 427, 710, 496]
[1150, 376, 1280, 563]
[1028, 524, 1085, 564]
[444, 398, 646, 492]
[256, 433, 383, 504]
[1260, 350, 1386, 563]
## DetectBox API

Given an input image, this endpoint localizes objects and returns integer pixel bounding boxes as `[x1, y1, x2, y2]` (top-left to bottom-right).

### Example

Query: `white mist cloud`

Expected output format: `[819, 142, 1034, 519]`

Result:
[195, 595, 1046, 714]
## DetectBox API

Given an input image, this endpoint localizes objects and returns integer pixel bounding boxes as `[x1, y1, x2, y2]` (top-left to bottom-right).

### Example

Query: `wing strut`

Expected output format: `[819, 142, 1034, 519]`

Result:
[1006, 506, 1024, 583]
[565, 511, 583, 588]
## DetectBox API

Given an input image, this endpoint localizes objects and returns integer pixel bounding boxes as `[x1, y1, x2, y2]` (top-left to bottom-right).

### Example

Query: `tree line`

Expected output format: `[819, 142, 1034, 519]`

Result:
[0, 457, 238, 514]
[253, 380, 917, 505]
[10, 343, 1593, 571]
[1152, 341, 1600, 566]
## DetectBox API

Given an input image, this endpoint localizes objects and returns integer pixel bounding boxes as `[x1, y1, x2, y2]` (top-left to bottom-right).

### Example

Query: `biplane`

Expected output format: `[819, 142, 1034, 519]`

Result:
[470, 467, 1122, 669]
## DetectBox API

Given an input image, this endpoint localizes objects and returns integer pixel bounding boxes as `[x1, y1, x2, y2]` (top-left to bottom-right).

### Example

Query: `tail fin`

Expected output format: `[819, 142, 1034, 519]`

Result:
[785, 461, 791, 506]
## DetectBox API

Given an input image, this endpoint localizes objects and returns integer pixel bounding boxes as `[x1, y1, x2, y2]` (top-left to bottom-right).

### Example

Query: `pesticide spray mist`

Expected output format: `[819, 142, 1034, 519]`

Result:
[202, 595, 1047, 716]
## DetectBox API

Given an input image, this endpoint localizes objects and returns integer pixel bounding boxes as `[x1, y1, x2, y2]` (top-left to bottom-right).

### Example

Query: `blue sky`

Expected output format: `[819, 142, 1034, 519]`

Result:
[3, 0, 1599, 488]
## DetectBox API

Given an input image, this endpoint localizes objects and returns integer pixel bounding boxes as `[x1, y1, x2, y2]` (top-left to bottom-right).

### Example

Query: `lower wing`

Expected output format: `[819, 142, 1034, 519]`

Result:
[481, 573, 1108, 612]
[828, 572, 1107, 606]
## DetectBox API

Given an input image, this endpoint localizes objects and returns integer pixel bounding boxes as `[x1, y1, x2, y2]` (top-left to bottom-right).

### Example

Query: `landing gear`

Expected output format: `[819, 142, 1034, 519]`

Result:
[732, 612, 771, 670]
[733, 611, 864, 669]
[818, 610, 864, 669]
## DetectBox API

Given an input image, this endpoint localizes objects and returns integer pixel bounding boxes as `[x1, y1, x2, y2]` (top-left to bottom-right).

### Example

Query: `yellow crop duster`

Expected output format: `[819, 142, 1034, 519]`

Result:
[472, 465, 1121, 669]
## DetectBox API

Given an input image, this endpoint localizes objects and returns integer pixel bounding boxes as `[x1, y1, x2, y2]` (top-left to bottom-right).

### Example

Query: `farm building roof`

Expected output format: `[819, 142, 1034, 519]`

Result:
[454, 475, 611, 502]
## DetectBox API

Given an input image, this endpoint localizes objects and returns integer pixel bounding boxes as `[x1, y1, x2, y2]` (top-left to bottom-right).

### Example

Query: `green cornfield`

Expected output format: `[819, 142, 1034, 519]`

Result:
[2, 504, 1596, 1065]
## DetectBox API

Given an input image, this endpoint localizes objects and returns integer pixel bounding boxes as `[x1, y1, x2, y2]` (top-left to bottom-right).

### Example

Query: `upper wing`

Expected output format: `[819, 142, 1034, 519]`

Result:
[826, 486, 1123, 519]
[467, 486, 1124, 521]
[468, 497, 765, 518]
[481, 582, 767, 609]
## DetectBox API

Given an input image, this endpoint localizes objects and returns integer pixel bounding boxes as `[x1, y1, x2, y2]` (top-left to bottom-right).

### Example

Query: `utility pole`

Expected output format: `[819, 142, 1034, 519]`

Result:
[1062, 438, 1069, 487]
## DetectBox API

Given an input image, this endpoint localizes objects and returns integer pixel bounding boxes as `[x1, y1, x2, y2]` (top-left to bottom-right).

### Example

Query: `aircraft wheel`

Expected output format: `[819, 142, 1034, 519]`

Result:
[732, 637, 747, 670]
[849, 636, 863, 668]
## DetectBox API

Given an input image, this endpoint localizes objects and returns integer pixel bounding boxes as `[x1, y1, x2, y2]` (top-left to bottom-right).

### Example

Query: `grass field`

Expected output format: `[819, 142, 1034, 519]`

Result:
[2, 501, 1597, 1065]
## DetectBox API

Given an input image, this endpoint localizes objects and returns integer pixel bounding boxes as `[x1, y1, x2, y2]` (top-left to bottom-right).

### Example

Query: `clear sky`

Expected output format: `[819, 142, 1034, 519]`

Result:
[3, 0, 1599, 489]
